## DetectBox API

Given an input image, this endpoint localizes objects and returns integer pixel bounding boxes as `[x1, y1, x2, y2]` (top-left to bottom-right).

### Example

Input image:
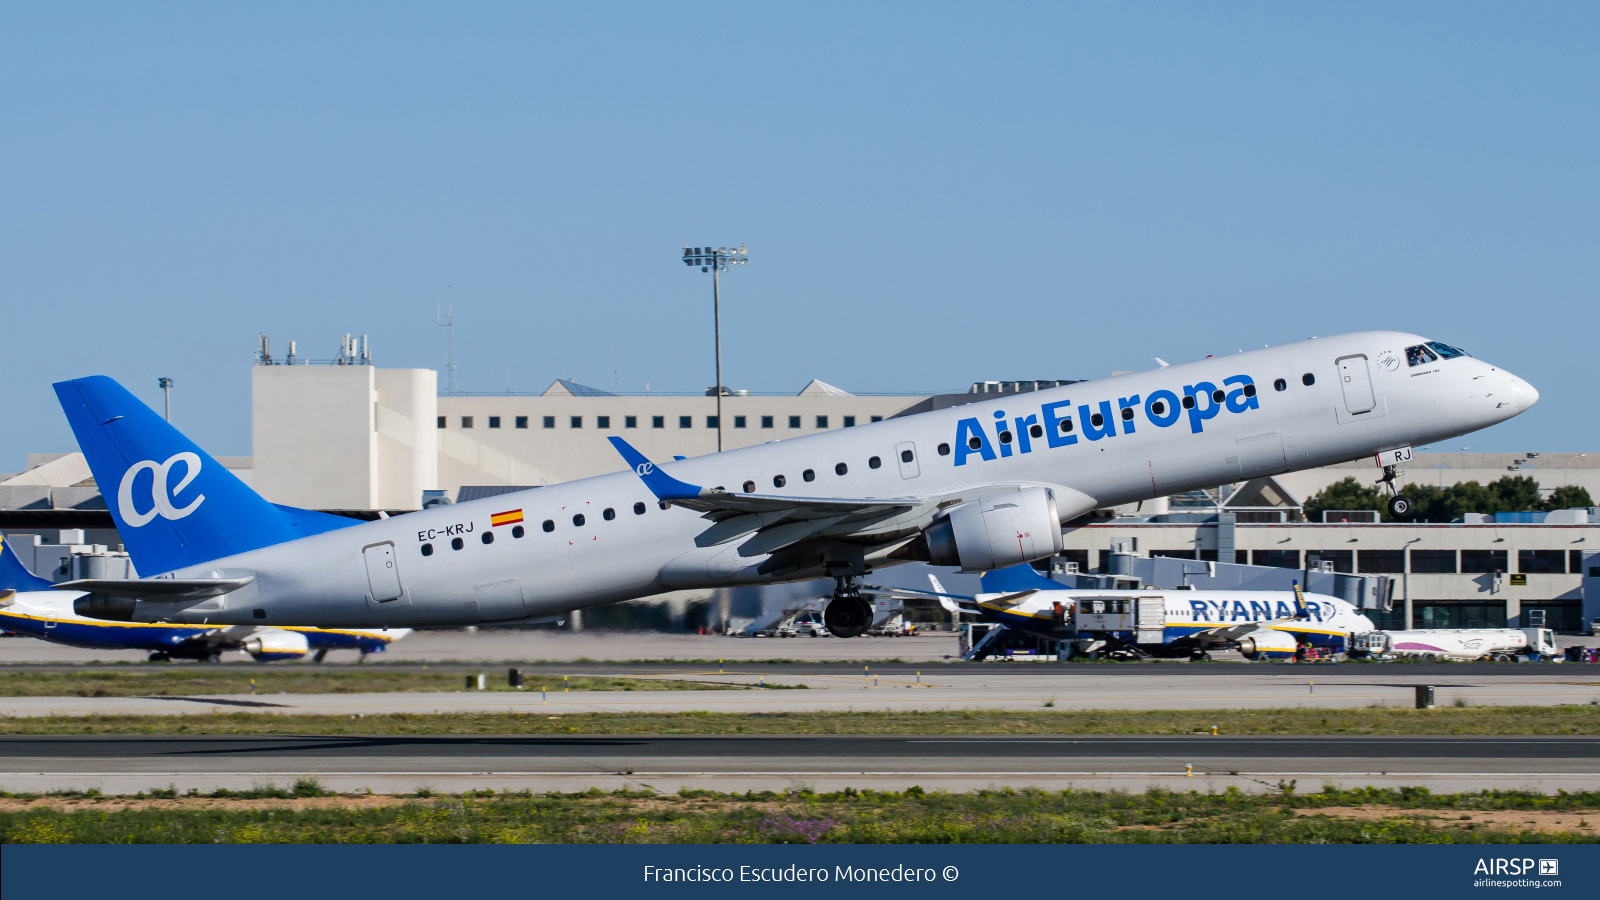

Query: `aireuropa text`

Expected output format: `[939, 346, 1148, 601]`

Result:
[642, 865, 948, 883]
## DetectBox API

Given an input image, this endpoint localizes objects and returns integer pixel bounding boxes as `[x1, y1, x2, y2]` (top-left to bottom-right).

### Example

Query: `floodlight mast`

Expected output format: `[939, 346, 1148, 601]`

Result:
[682, 244, 748, 452]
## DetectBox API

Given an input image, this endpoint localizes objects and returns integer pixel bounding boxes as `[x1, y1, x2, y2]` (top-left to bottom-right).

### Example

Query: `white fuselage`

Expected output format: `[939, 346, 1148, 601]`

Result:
[128, 330, 1536, 629]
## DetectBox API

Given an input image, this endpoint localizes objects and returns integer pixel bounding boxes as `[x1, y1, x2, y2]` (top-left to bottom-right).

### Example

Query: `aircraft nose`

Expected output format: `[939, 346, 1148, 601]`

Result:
[1518, 377, 1540, 409]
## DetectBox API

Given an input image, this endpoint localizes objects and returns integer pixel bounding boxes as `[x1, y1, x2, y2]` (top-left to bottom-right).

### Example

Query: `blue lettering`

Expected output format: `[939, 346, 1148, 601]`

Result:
[1249, 600, 1273, 620]
[1079, 401, 1117, 441]
[1145, 389, 1180, 428]
[1183, 382, 1221, 433]
[1014, 413, 1038, 454]
[992, 410, 1012, 458]
[954, 418, 996, 466]
[1224, 375, 1259, 413]
[1275, 600, 1292, 618]
[1041, 400, 1077, 448]
[1231, 600, 1249, 621]
[1117, 395, 1141, 434]
[1188, 599, 1210, 622]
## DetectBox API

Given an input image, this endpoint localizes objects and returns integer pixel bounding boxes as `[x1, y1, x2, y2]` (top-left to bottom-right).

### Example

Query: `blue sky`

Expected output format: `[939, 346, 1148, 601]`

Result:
[2, 2, 1596, 467]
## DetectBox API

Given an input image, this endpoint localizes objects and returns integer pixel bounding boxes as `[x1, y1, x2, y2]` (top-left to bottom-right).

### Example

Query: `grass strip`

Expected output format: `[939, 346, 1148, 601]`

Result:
[3, 784, 1596, 843]
[0, 670, 749, 698]
[0, 706, 1594, 735]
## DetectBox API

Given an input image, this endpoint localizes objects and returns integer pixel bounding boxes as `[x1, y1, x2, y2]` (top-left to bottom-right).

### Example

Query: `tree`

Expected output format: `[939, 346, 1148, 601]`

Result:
[1303, 477, 1388, 522]
[1544, 485, 1595, 511]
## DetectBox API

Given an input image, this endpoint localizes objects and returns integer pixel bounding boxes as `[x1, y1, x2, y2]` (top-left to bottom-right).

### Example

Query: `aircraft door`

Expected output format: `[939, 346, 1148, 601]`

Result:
[895, 442, 920, 479]
[1337, 355, 1376, 414]
[362, 543, 404, 602]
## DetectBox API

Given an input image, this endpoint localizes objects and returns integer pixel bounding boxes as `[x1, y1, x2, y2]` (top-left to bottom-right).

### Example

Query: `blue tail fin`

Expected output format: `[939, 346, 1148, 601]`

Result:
[979, 563, 1067, 593]
[54, 376, 358, 575]
[0, 535, 54, 592]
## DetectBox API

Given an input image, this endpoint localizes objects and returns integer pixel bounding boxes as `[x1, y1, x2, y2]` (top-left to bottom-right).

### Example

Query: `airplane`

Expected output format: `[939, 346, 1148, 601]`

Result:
[895, 565, 1375, 660]
[47, 331, 1533, 638]
[0, 535, 407, 662]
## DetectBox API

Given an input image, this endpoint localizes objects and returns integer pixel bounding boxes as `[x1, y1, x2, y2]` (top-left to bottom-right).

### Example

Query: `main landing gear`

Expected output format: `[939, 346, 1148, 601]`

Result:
[1378, 464, 1413, 519]
[824, 575, 873, 638]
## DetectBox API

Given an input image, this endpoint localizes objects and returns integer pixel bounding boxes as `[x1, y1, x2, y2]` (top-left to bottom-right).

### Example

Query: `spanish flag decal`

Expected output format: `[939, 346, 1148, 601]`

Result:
[491, 509, 524, 527]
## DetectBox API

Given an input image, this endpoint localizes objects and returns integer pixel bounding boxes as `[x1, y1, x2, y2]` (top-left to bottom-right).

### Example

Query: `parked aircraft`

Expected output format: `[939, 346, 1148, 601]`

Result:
[908, 565, 1374, 660]
[0, 536, 405, 662]
[49, 331, 1533, 637]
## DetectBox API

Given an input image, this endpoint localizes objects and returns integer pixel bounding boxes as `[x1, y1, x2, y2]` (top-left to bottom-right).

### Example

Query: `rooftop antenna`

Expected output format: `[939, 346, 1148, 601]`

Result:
[438, 293, 456, 394]
[286, 340, 296, 365]
[157, 377, 174, 421]
[257, 333, 272, 365]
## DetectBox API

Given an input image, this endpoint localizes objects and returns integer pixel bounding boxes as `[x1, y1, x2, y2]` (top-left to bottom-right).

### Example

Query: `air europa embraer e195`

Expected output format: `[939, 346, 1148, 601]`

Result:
[51, 331, 1534, 638]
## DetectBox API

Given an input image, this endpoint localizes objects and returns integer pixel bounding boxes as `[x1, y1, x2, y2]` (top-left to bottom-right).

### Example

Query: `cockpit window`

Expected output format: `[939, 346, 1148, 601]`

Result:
[1405, 344, 1437, 367]
[1427, 341, 1469, 359]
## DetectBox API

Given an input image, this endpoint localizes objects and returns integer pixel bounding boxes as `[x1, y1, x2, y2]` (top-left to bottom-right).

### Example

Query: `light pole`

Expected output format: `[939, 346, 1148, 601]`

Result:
[158, 377, 174, 421]
[682, 244, 748, 452]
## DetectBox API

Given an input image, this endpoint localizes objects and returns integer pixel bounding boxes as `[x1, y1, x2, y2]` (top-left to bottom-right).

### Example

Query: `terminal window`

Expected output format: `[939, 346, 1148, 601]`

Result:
[1461, 549, 1508, 573]
[488, 416, 501, 429]
[761, 416, 774, 429]
[816, 416, 829, 429]
[1251, 549, 1299, 569]
[1307, 550, 1353, 573]
[843, 416, 856, 427]
[1519, 549, 1566, 574]
[460, 416, 473, 429]
[652, 416, 665, 429]
[706, 416, 718, 428]
[543, 416, 555, 429]
[570, 416, 582, 428]
[871, 416, 883, 422]
[733, 416, 746, 428]
[437, 416, 445, 429]
[515, 416, 528, 429]
[679, 415, 692, 429]
[788, 416, 801, 429]
[1357, 550, 1405, 574]
[1409, 549, 1456, 573]
[596, 416, 610, 429]
[625, 415, 637, 428]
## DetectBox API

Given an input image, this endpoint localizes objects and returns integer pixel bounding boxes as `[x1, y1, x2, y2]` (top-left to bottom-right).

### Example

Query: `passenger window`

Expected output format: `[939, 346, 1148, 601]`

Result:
[1406, 344, 1438, 367]
[938, 443, 951, 456]
[773, 474, 787, 488]
[1427, 341, 1469, 359]
[1089, 413, 1103, 428]
[803, 469, 815, 482]
[512, 525, 525, 538]
[573, 514, 586, 526]
[1181, 395, 1195, 409]
[1211, 390, 1225, 403]
[744, 480, 756, 492]
[999, 430, 1014, 444]
[603, 508, 616, 520]
[542, 519, 555, 532]
[834, 463, 847, 476]
[482, 532, 494, 545]
[1029, 424, 1043, 439]
[1302, 373, 1315, 386]
[1273, 378, 1286, 391]
[968, 436, 983, 450]
[1242, 384, 1256, 397]
[451, 537, 464, 551]
[633, 502, 646, 515]
[1150, 400, 1166, 416]
[1120, 407, 1134, 421]
[869, 456, 882, 468]
[421, 543, 433, 556]
[1059, 418, 1073, 433]
[900, 449, 914, 463]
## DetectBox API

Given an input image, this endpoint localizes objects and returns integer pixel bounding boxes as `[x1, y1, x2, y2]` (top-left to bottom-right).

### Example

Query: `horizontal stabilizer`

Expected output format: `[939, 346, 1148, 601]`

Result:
[53, 576, 256, 601]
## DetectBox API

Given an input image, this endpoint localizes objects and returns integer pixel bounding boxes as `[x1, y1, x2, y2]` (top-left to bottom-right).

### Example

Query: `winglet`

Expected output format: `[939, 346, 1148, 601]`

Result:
[0, 536, 53, 593]
[1292, 581, 1310, 619]
[607, 437, 703, 501]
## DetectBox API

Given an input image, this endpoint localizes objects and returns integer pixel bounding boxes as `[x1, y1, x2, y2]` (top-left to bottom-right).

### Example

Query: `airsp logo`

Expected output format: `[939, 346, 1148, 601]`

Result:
[117, 452, 205, 527]
[1375, 350, 1400, 372]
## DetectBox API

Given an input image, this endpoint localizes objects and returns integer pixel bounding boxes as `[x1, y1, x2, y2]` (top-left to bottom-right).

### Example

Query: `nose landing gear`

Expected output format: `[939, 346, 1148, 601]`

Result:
[1378, 464, 1413, 519]
[823, 575, 872, 638]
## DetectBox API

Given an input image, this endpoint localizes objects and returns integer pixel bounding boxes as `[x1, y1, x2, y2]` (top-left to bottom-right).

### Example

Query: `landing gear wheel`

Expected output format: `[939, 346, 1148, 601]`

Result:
[1190, 650, 1212, 662]
[1388, 495, 1412, 519]
[823, 576, 872, 638]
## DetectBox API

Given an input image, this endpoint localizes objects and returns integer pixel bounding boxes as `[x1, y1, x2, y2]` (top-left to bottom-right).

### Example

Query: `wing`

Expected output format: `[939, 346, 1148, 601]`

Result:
[52, 576, 255, 601]
[858, 579, 980, 615]
[608, 436, 922, 521]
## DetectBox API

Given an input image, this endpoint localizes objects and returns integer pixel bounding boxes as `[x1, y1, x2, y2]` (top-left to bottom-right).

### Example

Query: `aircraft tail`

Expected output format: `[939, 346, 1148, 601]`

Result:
[979, 563, 1065, 593]
[0, 535, 54, 592]
[54, 376, 358, 575]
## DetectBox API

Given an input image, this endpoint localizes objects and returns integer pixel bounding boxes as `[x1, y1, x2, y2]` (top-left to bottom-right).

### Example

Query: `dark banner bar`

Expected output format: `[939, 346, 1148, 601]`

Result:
[3, 845, 1594, 900]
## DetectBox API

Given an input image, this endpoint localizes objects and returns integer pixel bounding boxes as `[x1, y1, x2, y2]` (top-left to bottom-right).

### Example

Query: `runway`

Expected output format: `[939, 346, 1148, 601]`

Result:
[2, 734, 1594, 795]
[2, 668, 1593, 717]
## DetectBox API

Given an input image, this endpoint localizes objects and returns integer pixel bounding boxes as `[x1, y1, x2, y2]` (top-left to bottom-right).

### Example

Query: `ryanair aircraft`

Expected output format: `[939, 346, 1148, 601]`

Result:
[46, 331, 1532, 637]
[0, 537, 406, 662]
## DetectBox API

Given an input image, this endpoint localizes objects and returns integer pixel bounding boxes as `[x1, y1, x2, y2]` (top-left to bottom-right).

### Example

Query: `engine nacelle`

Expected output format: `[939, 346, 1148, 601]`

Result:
[243, 630, 311, 662]
[1236, 629, 1298, 661]
[924, 487, 1064, 573]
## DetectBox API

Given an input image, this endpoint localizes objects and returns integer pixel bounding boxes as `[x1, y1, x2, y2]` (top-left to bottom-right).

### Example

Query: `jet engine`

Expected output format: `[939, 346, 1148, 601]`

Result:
[243, 630, 311, 662]
[924, 487, 1064, 572]
[1236, 629, 1298, 661]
